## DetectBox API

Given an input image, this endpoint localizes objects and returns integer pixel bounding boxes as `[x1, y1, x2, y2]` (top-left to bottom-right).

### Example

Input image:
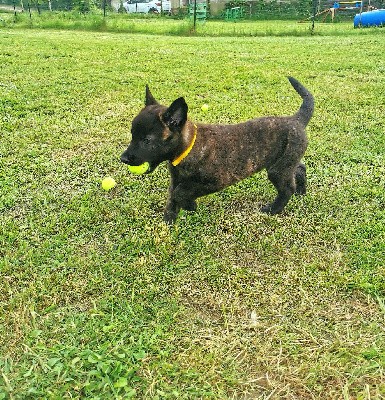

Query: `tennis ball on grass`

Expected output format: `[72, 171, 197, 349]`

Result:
[128, 162, 150, 175]
[201, 104, 209, 112]
[101, 177, 116, 191]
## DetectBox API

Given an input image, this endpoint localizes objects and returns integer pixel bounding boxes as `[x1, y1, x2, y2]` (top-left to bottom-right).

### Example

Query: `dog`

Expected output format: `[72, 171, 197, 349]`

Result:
[121, 77, 314, 224]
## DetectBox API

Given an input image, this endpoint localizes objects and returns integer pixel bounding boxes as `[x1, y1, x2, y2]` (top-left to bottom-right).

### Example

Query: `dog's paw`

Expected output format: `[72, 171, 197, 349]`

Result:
[260, 203, 281, 215]
[181, 200, 197, 212]
[295, 186, 306, 196]
[260, 204, 272, 214]
[163, 210, 178, 225]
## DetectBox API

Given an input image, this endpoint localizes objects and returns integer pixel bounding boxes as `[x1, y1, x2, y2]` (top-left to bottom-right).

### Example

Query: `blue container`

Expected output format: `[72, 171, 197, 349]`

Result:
[354, 9, 385, 27]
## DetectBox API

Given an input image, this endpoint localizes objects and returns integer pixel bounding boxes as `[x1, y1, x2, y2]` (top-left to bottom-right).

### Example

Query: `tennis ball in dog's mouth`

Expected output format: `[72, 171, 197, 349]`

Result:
[201, 104, 209, 112]
[101, 177, 117, 191]
[128, 162, 150, 175]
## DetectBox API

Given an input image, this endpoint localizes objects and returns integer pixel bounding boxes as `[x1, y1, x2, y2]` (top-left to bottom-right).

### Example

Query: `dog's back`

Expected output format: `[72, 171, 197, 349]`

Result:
[190, 77, 314, 181]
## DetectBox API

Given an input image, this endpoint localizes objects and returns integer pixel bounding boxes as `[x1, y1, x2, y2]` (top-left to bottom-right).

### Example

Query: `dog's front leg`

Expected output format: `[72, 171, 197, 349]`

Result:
[164, 197, 180, 225]
[164, 181, 181, 224]
[164, 181, 218, 224]
[164, 184, 196, 224]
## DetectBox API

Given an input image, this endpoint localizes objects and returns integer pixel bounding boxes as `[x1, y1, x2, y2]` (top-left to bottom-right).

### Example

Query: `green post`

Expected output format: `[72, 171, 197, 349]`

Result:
[311, 0, 317, 33]
[13, 0, 16, 22]
[193, 0, 197, 31]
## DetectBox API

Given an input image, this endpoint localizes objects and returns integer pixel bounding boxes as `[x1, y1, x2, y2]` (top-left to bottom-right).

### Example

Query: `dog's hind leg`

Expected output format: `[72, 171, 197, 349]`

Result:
[261, 164, 296, 215]
[295, 162, 307, 195]
[262, 131, 307, 215]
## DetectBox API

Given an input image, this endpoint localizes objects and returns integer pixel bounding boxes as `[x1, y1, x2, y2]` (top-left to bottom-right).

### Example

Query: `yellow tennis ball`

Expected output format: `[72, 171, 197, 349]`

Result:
[201, 104, 209, 112]
[101, 177, 116, 191]
[128, 162, 150, 175]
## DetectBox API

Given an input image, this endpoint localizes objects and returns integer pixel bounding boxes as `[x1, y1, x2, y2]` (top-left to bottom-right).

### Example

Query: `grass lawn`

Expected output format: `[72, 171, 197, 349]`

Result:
[0, 19, 384, 399]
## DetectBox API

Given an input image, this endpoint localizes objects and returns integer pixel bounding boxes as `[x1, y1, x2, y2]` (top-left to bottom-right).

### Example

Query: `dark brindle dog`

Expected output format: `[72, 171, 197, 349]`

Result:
[121, 77, 314, 224]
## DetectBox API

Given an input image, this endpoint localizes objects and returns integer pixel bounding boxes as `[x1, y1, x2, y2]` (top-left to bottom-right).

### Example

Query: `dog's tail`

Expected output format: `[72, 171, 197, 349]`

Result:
[288, 76, 314, 126]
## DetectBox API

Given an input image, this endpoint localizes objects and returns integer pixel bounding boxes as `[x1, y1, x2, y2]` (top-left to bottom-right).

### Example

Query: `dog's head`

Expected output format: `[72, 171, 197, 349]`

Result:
[120, 86, 188, 173]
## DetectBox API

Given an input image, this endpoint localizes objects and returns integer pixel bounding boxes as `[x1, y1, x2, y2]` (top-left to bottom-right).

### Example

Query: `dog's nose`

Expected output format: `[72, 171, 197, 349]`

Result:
[120, 151, 133, 165]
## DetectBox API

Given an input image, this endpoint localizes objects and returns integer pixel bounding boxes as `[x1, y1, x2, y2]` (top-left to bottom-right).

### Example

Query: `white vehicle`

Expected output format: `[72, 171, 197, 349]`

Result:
[122, 0, 171, 14]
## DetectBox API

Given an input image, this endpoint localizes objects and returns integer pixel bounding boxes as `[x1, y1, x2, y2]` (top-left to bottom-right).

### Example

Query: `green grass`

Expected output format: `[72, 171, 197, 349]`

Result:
[1, 21, 385, 399]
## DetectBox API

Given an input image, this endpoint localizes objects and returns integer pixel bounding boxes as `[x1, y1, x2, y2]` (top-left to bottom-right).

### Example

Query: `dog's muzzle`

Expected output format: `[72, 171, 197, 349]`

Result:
[120, 150, 136, 165]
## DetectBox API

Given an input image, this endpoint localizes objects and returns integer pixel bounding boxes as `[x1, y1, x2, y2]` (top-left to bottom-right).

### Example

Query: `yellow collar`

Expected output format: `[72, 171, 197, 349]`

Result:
[172, 124, 197, 167]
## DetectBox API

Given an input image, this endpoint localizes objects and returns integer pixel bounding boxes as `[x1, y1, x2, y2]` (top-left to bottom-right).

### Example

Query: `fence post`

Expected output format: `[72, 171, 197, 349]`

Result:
[311, 0, 317, 32]
[13, 0, 17, 22]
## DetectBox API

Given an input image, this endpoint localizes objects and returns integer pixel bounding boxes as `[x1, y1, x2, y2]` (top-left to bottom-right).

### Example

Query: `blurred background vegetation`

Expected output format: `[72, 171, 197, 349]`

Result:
[1, 0, 385, 20]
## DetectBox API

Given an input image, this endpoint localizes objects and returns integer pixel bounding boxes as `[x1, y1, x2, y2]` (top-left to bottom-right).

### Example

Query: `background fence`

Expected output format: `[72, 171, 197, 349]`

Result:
[1, 0, 385, 19]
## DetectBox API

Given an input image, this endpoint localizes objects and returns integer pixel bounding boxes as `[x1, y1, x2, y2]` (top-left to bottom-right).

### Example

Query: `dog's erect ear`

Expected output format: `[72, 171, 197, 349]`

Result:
[145, 85, 158, 106]
[162, 97, 188, 132]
